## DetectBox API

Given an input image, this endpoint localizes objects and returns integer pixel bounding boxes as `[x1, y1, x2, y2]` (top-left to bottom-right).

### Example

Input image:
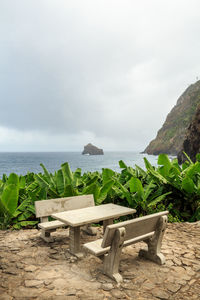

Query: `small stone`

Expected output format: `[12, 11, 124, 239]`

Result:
[173, 258, 182, 266]
[46, 284, 54, 290]
[49, 249, 58, 254]
[193, 264, 200, 272]
[132, 277, 146, 285]
[121, 282, 135, 290]
[44, 280, 52, 286]
[166, 260, 174, 267]
[123, 270, 135, 279]
[0, 293, 13, 300]
[166, 283, 181, 293]
[179, 274, 191, 281]
[16, 262, 24, 269]
[143, 281, 156, 290]
[111, 289, 126, 299]
[177, 279, 186, 285]
[66, 289, 77, 296]
[162, 268, 170, 273]
[52, 278, 67, 289]
[11, 287, 40, 298]
[162, 249, 173, 254]
[25, 280, 44, 287]
[181, 258, 192, 266]
[24, 265, 38, 272]
[166, 275, 175, 283]
[101, 283, 114, 291]
[173, 266, 186, 273]
[185, 267, 196, 276]
[184, 253, 195, 259]
[151, 288, 170, 299]
[181, 285, 190, 292]
[3, 267, 18, 275]
[189, 279, 196, 285]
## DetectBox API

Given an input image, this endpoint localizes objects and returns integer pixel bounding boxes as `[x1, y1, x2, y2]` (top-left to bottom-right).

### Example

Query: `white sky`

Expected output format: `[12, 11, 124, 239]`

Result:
[0, 0, 200, 151]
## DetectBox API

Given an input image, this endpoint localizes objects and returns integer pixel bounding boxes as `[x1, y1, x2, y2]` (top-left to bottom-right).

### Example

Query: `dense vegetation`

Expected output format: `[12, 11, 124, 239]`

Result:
[0, 154, 199, 229]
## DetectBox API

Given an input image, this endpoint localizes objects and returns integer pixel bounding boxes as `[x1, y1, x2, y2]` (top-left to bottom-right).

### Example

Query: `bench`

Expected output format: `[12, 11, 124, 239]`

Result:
[35, 194, 96, 242]
[84, 210, 168, 283]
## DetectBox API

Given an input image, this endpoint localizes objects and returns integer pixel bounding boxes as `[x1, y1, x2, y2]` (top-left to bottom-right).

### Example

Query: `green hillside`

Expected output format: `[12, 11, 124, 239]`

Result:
[144, 80, 200, 155]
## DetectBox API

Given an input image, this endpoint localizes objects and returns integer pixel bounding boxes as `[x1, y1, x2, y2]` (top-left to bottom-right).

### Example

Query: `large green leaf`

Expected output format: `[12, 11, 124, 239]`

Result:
[73, 168, 82, 186]
[19, 176, 26, 189]
[129, 177, 144, 197]
[182, 177, 196, 194]
[61, 162, 73, 185]
[135, 164, 147, 177]
[147, 168, 168, 185]
[119, 160, 127, 169]
[12, 199, 33, 218]
[115, 181, 132, 206]
[34, 174, 58, 198]
[7, 173, 19, 186]
[40, 163, 56, 188]
[1, 184, 19, 216]
[144, 157, 154, 171]
[63, 184, 78, 197]
[97, 180, 114, 204]
[102, 168, 115, 183]
[83, 183, 100, 203]
[143, 181, 155, 202]
[182, 152, 193, 164]
[158, 154, 171, 176]
[56, 169, 65, 195]
[185, 162, 200, 178]
[85, 175, 99, 186]
[12, 220, 38, 229]
[147, 192, 172, 207]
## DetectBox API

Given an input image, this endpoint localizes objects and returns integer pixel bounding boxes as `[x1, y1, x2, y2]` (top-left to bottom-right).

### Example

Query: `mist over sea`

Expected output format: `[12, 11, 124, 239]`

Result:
[0, 152, 163, 177]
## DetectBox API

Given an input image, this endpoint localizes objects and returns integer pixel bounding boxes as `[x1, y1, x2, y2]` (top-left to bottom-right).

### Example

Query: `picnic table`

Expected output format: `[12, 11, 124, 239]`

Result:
[51, 203, 136, 256]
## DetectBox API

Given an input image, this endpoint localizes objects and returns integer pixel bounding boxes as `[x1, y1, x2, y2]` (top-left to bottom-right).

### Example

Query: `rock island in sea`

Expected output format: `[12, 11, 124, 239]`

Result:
[82, 143, 104, 155]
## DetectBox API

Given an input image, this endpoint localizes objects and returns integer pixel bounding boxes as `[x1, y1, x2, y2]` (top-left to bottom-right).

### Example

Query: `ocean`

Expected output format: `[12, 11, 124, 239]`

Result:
[0, 152, 160, 177]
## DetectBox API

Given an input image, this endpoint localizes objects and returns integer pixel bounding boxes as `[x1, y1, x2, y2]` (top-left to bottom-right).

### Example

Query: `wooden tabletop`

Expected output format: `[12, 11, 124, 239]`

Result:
[51, 203, 136, 227]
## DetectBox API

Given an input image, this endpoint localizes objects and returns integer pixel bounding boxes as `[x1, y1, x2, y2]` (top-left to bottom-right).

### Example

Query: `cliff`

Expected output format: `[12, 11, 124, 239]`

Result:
[82, 143, 104, 155]
[178, 104, 200, 163]
[144, 80, 200, 155]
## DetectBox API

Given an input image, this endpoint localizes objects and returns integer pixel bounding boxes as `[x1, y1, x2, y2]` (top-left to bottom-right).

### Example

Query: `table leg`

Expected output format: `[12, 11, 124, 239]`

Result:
[69, 226, 82, 257]
[103, 218, 114, 233]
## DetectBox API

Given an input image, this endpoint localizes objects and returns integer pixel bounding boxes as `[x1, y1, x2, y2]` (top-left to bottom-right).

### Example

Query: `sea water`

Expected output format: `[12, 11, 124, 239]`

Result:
[0, 152, 160, 177]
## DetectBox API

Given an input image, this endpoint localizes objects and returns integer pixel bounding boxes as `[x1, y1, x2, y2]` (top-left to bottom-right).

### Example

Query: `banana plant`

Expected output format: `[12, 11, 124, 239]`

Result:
[129, 176, 171, 213]
[0, 173, 19, 218]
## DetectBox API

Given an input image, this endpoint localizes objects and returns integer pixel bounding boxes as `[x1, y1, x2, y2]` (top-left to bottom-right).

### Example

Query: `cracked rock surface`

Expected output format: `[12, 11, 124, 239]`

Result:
[0, 222, 200, 299]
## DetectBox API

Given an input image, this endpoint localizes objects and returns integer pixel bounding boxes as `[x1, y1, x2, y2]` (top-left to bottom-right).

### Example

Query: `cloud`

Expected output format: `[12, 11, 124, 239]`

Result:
[0, 0, 200, 151]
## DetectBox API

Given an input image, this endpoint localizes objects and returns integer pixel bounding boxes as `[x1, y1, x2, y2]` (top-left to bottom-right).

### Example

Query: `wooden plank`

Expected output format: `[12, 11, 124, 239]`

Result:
[35, 194, 94, 218]
[84, 239, 109, 256]
[123, 232, 154, 246]
[51, 204, 136, 226]
[102, 211, 168, 248]
[38, 220, 66, 230]
[84, 232, 154, 256]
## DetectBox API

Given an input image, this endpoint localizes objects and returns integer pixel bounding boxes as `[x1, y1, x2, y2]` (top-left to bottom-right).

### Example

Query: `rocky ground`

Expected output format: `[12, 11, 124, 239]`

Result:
[0, 222, 200, 300]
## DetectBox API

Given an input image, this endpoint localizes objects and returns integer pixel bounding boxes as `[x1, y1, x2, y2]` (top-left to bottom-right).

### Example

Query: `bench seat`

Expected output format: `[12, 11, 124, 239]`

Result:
[84, 211, 169, 283]
[35, 195, 96, 242]
[38, 220, 66, 230]
[84, 231, 155, 256]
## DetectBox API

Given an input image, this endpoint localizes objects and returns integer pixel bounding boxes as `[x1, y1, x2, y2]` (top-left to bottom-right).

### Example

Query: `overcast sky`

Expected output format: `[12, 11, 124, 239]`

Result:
[0, 0, 200, 152]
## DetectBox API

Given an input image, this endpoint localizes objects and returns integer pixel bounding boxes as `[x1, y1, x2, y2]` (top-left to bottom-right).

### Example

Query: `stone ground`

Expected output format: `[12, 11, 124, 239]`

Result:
[0, 222, 200, 300]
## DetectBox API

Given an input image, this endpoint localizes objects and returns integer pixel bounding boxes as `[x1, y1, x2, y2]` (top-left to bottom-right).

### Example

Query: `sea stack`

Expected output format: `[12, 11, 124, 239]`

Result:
[82, 143, 104, 155]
